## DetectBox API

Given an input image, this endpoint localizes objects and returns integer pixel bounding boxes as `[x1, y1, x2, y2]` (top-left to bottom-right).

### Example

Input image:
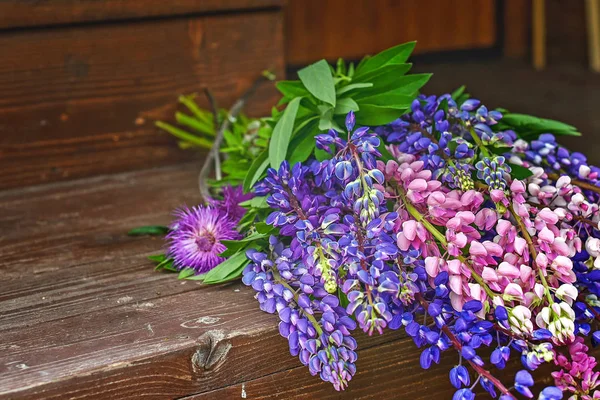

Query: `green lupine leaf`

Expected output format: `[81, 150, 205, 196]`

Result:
[352, 63, 412, 86]
[288, 119, 319, 165]
[501, 113, 581, 136]
[178, 268, 196, 280]
[154, 257, 177, 272]
[239, 196, 269, 209]
[175, 112, 214, 136]
[276, 80, 310, 105]
[148, 254, 166, 263]
[451, 85, 466, 101]
[356, 91, 414, 108]
[128, 225, 170, 236]
[269, 97, 301, 169]
[297, 60, 336, 106]
[334, 98, 359, 115]
[336, 83, 374, 96]
[508, 163, 534, 179]
[355, 41, 416, 76]
[178, 94, 213, 124]
[354, 73, 431, 99]
[155, 121, 213, 148]
[355, 104, 408, 126]
[203, 251, 249, 284]
[255, 222, 275, 234]
[243, 149, 269, 192]
[185, 273, 207, 281]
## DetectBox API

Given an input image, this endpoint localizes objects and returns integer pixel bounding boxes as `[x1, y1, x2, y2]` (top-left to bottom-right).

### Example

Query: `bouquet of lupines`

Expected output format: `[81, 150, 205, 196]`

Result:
[140, 42, 600, 399]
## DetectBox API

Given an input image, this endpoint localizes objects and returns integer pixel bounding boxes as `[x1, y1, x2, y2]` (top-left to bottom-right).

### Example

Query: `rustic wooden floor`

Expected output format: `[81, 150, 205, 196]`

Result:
[1, 60, 597, 399]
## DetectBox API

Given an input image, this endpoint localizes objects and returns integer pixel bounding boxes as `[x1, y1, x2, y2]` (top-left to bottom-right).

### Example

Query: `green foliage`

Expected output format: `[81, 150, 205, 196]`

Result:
[127, 225, 170, 236]
[498, 112, 581, 139]
[241, 41, 428, 196]
[269, 97, 302, 168]
[155, 94, 272, 189]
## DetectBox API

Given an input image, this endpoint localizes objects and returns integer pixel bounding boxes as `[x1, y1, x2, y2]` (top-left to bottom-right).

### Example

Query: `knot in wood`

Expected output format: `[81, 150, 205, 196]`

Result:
[191, 330, 231, 373]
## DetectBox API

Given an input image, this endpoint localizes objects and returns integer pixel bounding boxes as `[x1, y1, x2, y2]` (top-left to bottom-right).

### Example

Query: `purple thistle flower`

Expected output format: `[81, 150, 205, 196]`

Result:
[167, 205, 240, 272]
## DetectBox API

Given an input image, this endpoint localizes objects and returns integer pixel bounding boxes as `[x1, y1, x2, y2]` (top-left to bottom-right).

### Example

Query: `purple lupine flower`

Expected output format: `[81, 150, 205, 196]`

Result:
[167, 205, 240, 272]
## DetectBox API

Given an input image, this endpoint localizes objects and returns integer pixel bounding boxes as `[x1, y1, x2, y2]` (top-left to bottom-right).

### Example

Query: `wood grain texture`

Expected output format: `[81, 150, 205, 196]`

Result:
[0, 10, 284, 190]
[0, 0, 284, 30]
[285, 0, 497, 65]
[503, 0, 531, 59]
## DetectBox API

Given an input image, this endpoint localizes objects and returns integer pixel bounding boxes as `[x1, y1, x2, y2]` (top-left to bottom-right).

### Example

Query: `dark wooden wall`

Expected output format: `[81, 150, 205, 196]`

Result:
[0, 1, 284, 190]
[285, 0, 498, 65]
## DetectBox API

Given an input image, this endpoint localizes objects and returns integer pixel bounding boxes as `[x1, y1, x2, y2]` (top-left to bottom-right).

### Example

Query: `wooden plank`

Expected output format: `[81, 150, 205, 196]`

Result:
[0, 10, 284, 190]
[0, 0, 284, 30]
[503, 0, 531, 59]
[532, 0, 546, 69]
[285, 0, 497, 65]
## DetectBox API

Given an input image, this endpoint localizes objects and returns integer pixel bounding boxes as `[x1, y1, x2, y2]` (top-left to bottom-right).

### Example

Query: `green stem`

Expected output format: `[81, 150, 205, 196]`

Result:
[469, 127, 491, 158]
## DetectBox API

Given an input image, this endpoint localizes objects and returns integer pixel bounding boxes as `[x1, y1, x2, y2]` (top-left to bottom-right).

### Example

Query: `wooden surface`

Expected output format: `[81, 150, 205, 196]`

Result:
[0, 163, 466, 399]
[0, 0, 283, 30]
[503, 0, 531, 59]
[0, 8, 284, 190]
[285, 0, 497, 65]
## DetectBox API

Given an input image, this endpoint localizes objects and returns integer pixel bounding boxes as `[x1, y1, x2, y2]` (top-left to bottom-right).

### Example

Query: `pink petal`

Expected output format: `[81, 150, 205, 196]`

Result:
[402, 220, 417, 241]
[510, 179, 526, 193]
[469, 241, 487, 256]
[482, 267, 499, 282]
[407, 178, 428, 191]
[498, 262, 520, 279]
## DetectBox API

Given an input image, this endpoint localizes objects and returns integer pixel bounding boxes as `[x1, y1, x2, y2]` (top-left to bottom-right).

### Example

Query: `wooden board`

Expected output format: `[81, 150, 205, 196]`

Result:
[0, 163, 564, 399]
[0, 0, 283, 30]
[285, 0, 497, 65]
[0, 10, 284, 190]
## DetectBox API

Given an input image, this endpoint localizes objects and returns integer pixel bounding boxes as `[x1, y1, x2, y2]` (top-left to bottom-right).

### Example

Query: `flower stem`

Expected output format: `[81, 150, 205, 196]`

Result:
[272, 268, 324, 337]
[415, 294, 516, 399]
